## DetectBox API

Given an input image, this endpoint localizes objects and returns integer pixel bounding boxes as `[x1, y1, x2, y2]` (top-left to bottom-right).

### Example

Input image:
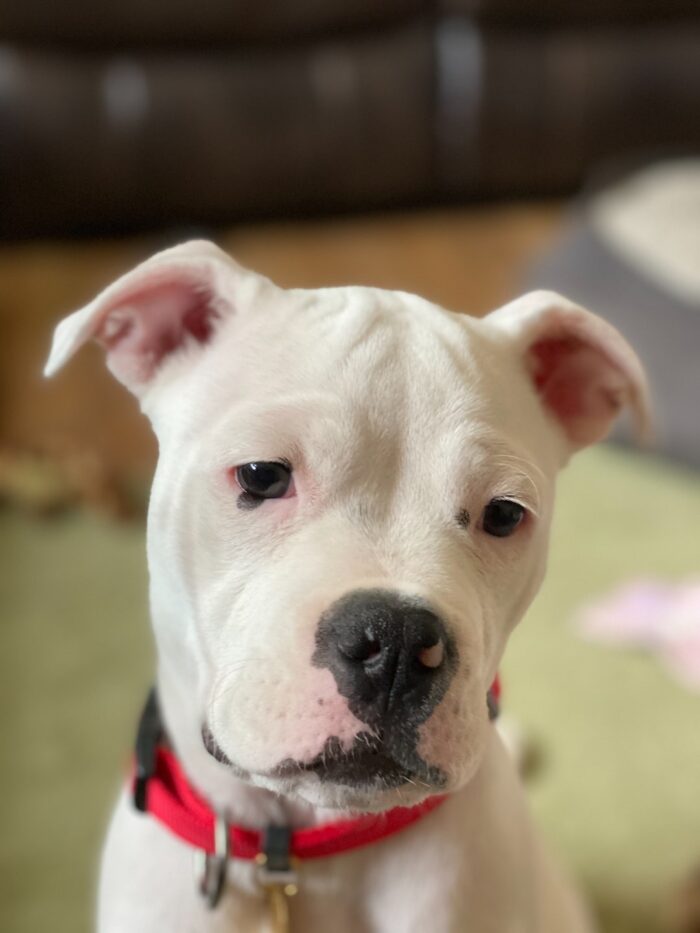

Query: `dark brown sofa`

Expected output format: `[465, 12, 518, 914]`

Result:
[1, 1, 699, 237]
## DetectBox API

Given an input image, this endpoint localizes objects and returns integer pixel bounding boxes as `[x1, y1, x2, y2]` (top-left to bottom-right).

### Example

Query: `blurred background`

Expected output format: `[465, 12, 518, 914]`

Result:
[1, 3, 700, 932]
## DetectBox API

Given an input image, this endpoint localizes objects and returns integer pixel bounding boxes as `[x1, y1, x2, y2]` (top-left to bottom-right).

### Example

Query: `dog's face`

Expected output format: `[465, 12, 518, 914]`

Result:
[47, 242, 649, 811]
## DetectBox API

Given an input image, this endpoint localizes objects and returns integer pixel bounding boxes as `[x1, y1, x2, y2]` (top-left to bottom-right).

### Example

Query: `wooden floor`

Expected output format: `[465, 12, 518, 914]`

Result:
[0, 203, 562, 482]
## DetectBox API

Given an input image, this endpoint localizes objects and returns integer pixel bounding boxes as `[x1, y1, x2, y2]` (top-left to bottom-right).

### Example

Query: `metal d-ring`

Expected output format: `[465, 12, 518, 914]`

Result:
[193, 811, 229, 909]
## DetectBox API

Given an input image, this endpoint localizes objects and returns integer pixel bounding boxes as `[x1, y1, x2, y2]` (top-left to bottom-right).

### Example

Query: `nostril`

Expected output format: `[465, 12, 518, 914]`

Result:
[339, 633, 383, 664]
[417, 639, 445, 670]
[362, 639, 382, 661]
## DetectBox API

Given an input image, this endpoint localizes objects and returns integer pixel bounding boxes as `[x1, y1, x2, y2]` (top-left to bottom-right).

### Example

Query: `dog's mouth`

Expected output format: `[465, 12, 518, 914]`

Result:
[201, 725, 445, 790]
[271, 733, 443, 789]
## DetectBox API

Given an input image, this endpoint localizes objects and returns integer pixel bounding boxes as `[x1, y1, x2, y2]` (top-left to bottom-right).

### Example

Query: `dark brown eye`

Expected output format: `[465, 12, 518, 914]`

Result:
[482, 499, 525, 538]
[236, 461, 291, 500]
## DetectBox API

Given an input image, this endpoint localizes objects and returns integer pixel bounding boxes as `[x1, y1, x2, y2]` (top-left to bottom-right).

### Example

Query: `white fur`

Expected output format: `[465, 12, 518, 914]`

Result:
[47, 241, 649, 932]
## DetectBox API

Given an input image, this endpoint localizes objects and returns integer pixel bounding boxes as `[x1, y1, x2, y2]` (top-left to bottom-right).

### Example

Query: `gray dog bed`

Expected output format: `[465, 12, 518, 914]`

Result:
[526, 160, 700, 467]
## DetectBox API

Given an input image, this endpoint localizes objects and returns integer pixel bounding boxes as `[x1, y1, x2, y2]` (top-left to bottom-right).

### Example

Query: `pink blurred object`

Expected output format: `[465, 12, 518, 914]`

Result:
[575, 578, 700, 690]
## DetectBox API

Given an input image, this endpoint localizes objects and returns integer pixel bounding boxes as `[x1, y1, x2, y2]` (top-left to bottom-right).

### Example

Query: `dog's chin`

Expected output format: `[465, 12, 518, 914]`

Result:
[202, 724, 449, 811]
[251, 771, 437, 812]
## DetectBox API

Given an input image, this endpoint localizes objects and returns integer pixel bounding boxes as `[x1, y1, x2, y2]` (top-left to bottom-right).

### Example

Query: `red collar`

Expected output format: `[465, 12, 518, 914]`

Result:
[131, 675, 499, 863]
[134, 746, 447, 860]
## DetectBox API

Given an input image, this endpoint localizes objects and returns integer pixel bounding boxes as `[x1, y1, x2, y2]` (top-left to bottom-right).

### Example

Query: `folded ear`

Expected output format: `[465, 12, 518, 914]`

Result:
[485, 290, 651, 450]
[44, 240, 244, 396]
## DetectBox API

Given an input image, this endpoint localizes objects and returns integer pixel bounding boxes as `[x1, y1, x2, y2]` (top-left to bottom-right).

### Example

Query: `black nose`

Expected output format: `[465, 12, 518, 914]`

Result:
[313, 589, 456, 726]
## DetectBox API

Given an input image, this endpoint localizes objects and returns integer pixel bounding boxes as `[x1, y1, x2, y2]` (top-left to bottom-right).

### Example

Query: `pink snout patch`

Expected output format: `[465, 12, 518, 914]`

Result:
[211, 666, 368, 773]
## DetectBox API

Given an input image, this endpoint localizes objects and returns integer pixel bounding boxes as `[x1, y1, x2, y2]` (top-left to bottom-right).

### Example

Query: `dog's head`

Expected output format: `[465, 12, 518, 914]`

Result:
[46, 241, 649, 810]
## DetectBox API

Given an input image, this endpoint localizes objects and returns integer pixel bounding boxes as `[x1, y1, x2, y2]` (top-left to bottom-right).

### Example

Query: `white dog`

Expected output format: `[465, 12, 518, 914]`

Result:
[46, 241, 649, 933]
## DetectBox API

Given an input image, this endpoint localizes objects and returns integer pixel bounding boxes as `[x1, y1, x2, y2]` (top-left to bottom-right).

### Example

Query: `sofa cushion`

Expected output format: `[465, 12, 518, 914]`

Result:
[0, 27, 434, 237]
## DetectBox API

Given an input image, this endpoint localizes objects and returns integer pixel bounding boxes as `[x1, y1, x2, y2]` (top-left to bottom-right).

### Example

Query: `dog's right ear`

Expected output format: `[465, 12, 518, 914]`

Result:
[44, 240, 251, 397]
[484, 290, 651, 453]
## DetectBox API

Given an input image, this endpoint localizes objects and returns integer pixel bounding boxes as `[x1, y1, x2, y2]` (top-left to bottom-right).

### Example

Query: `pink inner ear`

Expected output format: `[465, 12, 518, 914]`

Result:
[529, 336, 626, 446]
[97, 282, 216, 385]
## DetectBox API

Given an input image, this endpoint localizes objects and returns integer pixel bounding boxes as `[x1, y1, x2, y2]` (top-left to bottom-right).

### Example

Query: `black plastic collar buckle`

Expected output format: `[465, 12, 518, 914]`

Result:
[256, 826, 299, 892]
[133, 687, 163, 812]
[487, 686, 500, 721]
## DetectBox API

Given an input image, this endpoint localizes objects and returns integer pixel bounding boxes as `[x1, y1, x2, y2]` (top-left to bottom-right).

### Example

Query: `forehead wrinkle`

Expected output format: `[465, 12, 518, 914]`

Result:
[199, 391, 347, 466]
[384, 315, 547, 516]
[196, 286, 474, 442]
[461, 433, 546, 515]
[404, 318, 484, 429]
[321, 309, 493, 527]
[311, 286, 473, 404]
[285, 284, 405, 374]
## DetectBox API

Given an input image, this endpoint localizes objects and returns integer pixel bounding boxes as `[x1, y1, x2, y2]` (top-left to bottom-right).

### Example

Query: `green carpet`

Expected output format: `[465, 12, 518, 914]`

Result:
[2, 446, 699, 932]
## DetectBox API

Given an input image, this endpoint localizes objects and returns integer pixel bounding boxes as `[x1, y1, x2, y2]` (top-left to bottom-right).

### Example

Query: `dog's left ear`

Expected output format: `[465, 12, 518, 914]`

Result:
[44, 240, 254, 398]
[485, 290, 651, 450]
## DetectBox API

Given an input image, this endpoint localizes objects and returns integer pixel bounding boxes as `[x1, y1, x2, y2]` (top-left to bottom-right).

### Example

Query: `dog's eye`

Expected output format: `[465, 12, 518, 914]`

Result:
[236, 461, 292, 500]
[481, 498, 526, 538]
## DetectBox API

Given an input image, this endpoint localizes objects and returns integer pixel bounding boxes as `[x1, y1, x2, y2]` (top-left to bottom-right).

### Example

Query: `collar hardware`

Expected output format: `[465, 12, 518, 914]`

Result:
[256, 826, 299, 891]
[194, 810, 229, 909]
[487, 683, 500, 721]
[133, 687, 162, 812]
[255, 828, 299, 933]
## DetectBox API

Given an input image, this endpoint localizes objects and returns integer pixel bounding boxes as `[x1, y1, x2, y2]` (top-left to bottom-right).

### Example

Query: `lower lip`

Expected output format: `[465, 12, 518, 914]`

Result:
[272, 749, 414, 789]
[202, 728, 438, 791]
